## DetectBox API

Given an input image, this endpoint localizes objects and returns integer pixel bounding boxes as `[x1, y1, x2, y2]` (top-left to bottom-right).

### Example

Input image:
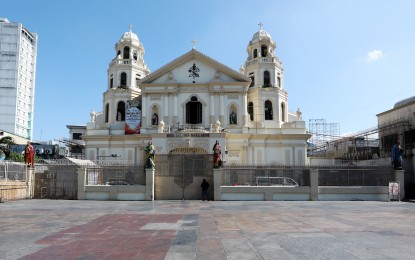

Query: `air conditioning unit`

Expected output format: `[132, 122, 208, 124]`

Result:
[45, 149, 53, 155]
[35, 148, 44, 154]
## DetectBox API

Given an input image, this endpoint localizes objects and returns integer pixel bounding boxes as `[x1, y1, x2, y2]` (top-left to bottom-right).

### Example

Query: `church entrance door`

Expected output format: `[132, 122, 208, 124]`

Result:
[154, 148, 213, 200]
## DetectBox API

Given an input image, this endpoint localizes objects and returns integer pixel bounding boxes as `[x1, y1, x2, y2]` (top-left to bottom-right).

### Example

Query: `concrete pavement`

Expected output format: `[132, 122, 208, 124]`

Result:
[1, 199, 415, 259]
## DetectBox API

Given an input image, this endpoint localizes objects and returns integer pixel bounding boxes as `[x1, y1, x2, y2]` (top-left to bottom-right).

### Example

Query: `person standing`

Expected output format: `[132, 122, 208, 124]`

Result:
[24, 142, 34, 167]
[201, 179, 210, 201]
[392, 140, 403, 170]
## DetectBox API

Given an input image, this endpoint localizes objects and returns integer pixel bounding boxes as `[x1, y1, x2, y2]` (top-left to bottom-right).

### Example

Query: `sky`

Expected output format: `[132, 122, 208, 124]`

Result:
[2, 0, 415, 142]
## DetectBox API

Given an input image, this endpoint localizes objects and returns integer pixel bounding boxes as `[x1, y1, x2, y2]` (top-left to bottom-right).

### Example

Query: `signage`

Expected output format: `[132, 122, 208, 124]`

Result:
[125, 107, 141, 134]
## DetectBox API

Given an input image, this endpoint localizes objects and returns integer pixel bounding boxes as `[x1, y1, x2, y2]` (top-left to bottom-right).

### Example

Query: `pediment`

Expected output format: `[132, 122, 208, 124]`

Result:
[139, 49, 250, 85]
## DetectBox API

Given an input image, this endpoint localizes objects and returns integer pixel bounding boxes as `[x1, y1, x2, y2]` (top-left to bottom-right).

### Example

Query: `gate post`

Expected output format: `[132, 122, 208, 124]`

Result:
[213, 168, 222, 201]
[310, 169, 319, 201]
[77, 168, 86, 200]
[26, 167, 34, 199]
[145, 168, 155, 201]
[395, 169, 405, 200]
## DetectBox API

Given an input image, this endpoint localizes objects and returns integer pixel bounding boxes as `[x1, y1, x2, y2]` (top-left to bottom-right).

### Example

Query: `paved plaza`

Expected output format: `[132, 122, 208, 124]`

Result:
[1, 199, 415, 259]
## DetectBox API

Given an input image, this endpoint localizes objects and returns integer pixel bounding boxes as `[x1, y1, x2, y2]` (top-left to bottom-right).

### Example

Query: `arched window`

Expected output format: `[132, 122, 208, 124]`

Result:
[253, 49, 258, 58]
[277, 76, 281, 88]
[120, 72, 127, 87]
[261, 45, 268, 57]
[248, 102, 254, 121]
[117, 50, 121, 57]
[105, 103, 109, 123]
[117, 101, 125, 121]
[186, 96, 202, 124]
[110, 78, 113, 88]
[123, 46, 130, 59]
[265, 100, 273, 120]
[263, 71, 271, 87]
[281, 103, 286, 122]
[133, 51, 138, 61]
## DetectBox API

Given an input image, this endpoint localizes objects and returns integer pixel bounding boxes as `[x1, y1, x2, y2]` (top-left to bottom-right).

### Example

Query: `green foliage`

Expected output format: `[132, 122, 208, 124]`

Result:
[0, 136, 15, 158]
[8, 152, 24, 162]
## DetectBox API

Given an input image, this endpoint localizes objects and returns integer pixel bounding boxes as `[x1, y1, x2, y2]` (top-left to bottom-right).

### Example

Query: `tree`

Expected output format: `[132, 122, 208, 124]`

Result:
[0, 136, 15, 159]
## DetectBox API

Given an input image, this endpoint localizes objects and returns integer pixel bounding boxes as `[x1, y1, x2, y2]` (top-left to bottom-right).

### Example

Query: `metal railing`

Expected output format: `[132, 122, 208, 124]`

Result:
[318, 168, 394, 186]
[222, 166, 310, 186]
[85, 165, 145, 186]
[0, 162, 26, 182]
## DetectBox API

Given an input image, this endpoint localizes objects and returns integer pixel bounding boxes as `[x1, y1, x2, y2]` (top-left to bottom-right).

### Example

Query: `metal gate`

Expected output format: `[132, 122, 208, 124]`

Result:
[155, 154, 213, 200]
[34, 165, 79, 199]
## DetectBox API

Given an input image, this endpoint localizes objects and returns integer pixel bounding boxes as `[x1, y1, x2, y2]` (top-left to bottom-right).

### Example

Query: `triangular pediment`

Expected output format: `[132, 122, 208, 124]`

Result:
[139, 49, 250, 85]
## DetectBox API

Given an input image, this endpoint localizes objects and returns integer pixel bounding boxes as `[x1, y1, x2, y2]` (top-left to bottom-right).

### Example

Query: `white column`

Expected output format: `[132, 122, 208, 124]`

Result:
[219, 94, 224, 124]
[242, 93, 248, 126]
[173, 95, 178, 125]
[164, 94, 169, 124]
[142, 94, 147, 127]
[210, 94, 215, 124]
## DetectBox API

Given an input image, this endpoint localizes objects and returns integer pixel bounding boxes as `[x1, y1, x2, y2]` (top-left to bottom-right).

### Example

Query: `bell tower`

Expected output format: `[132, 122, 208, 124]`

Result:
[103, 26, 150, 126]
[242, 23, 288, 127]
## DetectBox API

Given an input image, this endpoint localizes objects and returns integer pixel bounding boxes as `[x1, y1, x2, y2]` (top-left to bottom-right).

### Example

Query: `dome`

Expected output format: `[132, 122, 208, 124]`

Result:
[120, 31, 139, 42]
[251, 29, 272, 42]
[394, 96, 415, 109]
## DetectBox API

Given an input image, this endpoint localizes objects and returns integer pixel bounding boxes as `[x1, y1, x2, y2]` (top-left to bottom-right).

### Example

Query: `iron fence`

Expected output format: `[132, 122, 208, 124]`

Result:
[318, 168, 394, 186]
[85, 165, 145, 186]
[0, 162, 27, 181]
[222, 166, 310, 186]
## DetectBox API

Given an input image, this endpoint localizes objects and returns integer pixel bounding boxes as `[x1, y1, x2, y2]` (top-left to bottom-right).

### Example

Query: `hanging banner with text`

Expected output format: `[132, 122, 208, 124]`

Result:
[125, 107, 141, 134]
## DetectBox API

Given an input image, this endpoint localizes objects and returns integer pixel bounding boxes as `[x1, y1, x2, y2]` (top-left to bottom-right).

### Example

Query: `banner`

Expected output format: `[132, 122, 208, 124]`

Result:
[125, 107, 141, 134]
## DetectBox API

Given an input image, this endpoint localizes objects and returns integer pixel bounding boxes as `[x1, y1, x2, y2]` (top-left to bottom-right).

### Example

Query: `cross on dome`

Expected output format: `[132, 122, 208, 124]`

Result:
[128, 24, 133, 32]
[258, 22, 264, 30]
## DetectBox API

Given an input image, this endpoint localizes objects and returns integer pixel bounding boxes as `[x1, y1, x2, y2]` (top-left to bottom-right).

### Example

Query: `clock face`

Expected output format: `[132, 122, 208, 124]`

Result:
[188, 63, 200, 79]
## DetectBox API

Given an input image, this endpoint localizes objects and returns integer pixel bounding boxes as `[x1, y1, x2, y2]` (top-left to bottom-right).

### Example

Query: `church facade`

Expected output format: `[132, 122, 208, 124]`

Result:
[81, 26, 310, 165]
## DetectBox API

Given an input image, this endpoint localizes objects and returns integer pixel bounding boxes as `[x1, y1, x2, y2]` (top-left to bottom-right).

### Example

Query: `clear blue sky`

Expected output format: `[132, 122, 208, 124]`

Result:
[2, 0, 415, 141]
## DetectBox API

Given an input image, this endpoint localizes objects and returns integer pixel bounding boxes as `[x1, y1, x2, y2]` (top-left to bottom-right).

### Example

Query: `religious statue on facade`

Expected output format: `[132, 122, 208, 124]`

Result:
[152, 113, 158, 125]
[230, 111, 237, 125]
[212, 140, 222, 168]
[145, 141, 155, 168]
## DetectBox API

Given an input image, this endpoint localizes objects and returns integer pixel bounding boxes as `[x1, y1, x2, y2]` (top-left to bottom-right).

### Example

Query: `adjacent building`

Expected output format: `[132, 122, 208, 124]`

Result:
[0, 18, 38, 140]
[76, 26, 310, 165]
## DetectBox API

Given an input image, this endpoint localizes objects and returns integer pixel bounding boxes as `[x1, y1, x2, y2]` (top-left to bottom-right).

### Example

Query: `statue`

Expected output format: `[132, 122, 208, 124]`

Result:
[152, 113, 158, 125]
[24, 141, 34, 167]
[212, 140, 222, 168]
[90, 110, 96, 122]
[230, 111, 237, 124]
[145, 141, 155, 168]
[296, 108, 302, 119]
[117, 111, 122, 121]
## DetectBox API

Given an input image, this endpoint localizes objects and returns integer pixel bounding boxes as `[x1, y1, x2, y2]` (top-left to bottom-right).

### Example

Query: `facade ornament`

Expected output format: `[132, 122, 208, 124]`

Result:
[90, 110, 96, 122]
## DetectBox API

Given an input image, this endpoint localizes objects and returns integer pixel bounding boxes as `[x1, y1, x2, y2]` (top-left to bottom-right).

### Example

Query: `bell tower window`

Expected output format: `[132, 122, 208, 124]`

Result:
[249, 76, 255, 88]
[248, 102, 254, 121]
[263, 71, 271, 87]
[120, 72, 127, 87]
[277, 76, 281, 88]
[253, 49, 258, 58]
[265, 100, 273, 120]
[105, 103, 109, 123]
[261, 45, 268, 57]
[123, 46, 130, 59]
[186, 96, 202, 124]
[116, 101, 125, 121]
[281, 103, 286, 122]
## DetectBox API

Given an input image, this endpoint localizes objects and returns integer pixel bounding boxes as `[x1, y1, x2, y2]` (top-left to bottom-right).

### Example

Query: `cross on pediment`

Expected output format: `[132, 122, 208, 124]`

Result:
[191, 39, 197, 49]
[258, 22, 263, 30]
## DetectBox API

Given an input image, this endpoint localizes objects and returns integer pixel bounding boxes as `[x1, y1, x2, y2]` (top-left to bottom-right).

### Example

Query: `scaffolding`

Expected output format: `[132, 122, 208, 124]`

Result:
[308, 119, 340, 148]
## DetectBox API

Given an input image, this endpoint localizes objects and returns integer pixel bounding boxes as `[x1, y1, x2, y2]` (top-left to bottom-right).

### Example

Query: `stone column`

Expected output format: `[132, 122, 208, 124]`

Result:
[395, 169, 405, 200]
[142, 93, 147, 127]
[173, 95, 178, 125]
[77, 168, 86, 200]
[145, 168, 155, 201]
[213, 168, 222, 201]
[219, 94, 224, 124]
[210, 94, 215, 125]
[310, 169, 319, 201]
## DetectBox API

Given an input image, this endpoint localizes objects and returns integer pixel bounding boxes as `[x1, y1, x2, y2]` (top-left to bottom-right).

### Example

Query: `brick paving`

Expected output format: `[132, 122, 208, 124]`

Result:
[1, 200, 415, 259]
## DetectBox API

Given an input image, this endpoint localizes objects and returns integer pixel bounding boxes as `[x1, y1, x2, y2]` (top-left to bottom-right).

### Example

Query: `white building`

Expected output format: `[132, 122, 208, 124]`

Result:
[0, 18, 38, 140]
[80, 26, 310, 165]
